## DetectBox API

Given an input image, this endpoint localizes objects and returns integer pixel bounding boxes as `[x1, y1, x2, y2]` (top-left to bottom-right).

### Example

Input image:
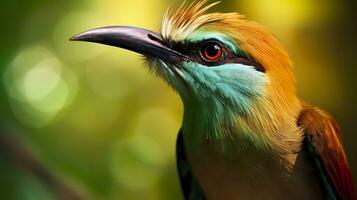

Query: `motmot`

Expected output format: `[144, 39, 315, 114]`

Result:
[71, 1, 356, 199]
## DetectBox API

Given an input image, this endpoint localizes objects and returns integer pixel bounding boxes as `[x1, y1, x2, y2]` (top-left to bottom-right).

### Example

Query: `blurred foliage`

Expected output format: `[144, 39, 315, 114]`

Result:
[0, 0, 356, 199]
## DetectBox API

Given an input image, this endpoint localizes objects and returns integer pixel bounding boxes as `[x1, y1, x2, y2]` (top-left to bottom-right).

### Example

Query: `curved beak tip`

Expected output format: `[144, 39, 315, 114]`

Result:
[69, 32, 91, 42]
[69, 36, 77, 41]
[69, 35, 79, 41]
[70, 28, 100, 42]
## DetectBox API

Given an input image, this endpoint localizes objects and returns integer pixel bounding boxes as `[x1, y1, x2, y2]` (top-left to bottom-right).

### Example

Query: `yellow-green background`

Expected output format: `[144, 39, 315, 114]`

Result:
[0, 0, 356, 199]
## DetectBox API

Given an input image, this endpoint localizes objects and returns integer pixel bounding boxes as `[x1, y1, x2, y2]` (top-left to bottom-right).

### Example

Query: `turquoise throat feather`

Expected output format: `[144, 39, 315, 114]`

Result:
[179, 62, 270, 156]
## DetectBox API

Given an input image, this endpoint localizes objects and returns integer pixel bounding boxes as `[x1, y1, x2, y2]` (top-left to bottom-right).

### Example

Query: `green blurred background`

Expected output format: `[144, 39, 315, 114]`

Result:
[0, 0, 356, 199]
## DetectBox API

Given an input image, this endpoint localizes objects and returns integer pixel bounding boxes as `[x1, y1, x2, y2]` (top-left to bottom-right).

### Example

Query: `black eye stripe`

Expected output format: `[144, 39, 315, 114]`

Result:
[167, 39, 265, 73]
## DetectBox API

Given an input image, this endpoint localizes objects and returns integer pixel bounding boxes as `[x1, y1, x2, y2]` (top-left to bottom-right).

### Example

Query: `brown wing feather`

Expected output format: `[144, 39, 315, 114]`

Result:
[298, 105, 356, 200]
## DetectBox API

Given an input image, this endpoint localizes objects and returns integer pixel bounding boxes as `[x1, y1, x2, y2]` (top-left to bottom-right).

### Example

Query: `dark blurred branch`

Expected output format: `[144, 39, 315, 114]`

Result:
[0, 133, 87, 200]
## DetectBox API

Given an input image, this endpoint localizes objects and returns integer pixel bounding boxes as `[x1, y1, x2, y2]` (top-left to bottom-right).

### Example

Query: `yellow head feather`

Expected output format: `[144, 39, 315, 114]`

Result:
[162, 0, 221, 41]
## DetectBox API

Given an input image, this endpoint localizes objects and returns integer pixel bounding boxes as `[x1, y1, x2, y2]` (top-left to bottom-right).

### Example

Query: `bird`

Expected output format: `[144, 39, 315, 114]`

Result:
[71, 1, 356, 199]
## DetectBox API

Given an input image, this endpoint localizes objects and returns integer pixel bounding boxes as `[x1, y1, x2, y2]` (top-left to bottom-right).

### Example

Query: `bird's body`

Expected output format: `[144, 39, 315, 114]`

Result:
[178, 84, 325, 199]
[72, 1, 356, 199]
[180, 130, 324, 200]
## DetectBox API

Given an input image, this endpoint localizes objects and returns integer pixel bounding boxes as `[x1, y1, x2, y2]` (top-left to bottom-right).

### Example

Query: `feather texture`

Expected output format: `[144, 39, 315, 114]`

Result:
[298, 105, 356, 200]
[162, 0, 222, 41]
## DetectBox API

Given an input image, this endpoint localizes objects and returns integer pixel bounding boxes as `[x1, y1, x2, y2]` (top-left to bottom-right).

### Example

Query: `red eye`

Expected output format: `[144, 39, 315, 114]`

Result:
[200, 42, 223, 62]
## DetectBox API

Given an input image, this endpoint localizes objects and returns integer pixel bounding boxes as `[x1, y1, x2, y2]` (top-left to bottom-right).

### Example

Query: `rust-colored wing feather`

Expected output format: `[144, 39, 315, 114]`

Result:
[298, 106, 356, 200]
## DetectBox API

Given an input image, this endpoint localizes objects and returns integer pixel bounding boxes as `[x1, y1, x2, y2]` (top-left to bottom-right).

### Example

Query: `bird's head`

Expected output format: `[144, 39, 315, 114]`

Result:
[71, 1, 301, 148]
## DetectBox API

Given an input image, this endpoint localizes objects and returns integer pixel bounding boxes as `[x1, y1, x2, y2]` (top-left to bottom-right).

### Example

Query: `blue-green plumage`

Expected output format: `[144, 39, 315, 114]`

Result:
[179, 62, 269, 151]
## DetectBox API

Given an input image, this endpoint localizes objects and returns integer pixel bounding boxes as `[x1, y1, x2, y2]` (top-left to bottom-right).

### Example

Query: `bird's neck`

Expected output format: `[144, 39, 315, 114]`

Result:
[181, 95, 303, 166]
[182, 98, 266, 155]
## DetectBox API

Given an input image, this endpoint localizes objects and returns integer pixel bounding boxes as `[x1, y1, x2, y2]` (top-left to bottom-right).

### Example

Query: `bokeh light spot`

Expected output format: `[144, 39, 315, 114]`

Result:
[23, 60, 61, 102]
[3, 45, 78, 127]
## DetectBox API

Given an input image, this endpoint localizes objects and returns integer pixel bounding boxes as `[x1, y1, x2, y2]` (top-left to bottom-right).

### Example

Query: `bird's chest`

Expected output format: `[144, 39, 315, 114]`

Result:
[184, 137, 324, 200]
[185, 140, 287, 200]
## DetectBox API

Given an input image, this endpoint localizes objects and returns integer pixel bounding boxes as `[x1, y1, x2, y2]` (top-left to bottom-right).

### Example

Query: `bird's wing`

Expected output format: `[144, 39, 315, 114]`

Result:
[176, 129, 206, 200]
[298, 106, 356, 200]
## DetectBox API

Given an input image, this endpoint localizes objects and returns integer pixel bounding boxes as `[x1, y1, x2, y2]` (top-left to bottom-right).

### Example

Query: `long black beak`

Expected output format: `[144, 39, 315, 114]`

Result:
[70, 26, 189, 63]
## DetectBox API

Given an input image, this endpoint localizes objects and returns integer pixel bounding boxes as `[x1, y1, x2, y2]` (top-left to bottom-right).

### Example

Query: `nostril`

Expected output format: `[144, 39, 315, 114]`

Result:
[148, 33, 170, 47]
[148, 33, 161, 42]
